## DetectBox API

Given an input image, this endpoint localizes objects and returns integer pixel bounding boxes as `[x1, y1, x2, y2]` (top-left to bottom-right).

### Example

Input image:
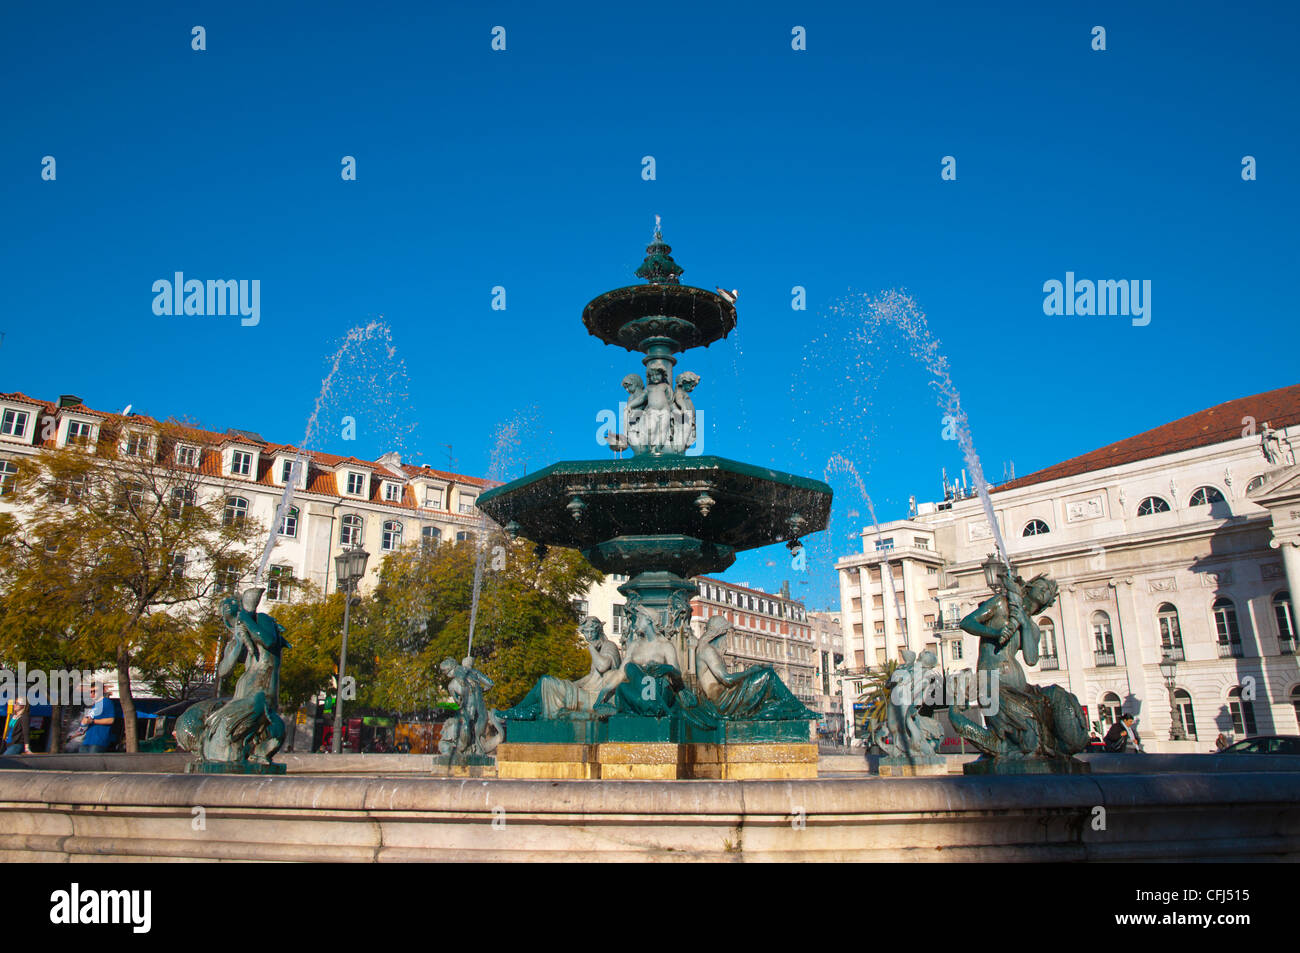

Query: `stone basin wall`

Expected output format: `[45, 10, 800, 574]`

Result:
[0, 767, 1296, 861]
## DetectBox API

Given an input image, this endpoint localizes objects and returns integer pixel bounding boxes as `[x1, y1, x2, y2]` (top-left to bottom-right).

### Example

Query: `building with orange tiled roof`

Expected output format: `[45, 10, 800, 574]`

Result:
[834, 384, 1300, 753]
[0, 390, 497, 600]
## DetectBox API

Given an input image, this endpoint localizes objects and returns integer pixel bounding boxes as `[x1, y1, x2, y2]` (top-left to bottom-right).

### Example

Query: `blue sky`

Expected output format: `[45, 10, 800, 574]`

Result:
[2, 2, 1297, 609]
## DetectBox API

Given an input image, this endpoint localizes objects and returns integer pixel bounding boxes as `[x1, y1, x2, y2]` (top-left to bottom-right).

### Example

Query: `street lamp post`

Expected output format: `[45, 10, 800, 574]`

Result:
[332, 544, 370, 754]
[1159, 652, 1183, 743]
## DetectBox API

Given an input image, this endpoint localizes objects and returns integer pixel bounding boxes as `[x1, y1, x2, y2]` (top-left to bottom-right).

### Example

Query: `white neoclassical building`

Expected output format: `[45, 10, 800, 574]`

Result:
[835, 384, 1300, 753]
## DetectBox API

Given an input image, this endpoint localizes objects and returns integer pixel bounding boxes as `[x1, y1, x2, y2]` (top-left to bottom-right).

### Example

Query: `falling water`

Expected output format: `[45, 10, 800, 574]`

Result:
[838, 290, 1010, 570]
[465, 409, 544, 658]
[255, 320, 414, 583]
[825, 453, 907, 637]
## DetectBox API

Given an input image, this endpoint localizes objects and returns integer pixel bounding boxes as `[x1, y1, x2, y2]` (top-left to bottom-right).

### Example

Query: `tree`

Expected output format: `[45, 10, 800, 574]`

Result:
[0, 418, 262, 751]
[859, 659, 898, 744]
[368, 532, 601, 712]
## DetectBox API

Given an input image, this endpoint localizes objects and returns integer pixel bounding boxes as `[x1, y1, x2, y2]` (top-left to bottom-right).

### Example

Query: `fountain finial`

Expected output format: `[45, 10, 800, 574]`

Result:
[636, 218, 684, 285]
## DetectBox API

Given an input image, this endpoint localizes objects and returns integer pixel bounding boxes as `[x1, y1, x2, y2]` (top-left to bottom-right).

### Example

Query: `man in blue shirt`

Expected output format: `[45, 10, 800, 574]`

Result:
[75, 685, 118, 753]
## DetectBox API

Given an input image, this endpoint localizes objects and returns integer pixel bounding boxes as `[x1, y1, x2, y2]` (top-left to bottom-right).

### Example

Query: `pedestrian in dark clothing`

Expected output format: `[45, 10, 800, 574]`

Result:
[1104, 713, 1136, 752]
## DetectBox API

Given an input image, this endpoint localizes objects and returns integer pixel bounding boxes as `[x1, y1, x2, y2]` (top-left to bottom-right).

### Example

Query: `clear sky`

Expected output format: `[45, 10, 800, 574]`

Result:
[2, 2, 1297, 610]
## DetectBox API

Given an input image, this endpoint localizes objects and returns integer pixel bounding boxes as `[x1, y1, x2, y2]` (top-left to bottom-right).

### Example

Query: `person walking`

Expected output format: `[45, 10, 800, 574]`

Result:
[3, 697, 31, 755]
[1104, 713, 1137, 752]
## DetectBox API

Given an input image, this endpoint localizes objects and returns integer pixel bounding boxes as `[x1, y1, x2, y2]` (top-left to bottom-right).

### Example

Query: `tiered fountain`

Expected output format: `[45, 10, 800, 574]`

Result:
[476, 225, 832, 778]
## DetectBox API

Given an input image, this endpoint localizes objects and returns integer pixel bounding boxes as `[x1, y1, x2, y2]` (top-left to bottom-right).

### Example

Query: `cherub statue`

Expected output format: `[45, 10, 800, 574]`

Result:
[642, 362, 674, 452]
[670, 371, 699, 453]
[438, 656, 501, 756]
[622, 373, 648, 453]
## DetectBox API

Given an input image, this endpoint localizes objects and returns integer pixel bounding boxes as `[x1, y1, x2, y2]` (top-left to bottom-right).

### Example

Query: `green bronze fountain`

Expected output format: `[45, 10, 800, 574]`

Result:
[476, 224, 831, 774]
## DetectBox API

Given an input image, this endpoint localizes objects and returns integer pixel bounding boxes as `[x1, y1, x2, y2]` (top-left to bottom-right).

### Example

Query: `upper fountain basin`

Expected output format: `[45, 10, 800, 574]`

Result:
[582, 284, 737, 353]
[476, 455, 831, 576]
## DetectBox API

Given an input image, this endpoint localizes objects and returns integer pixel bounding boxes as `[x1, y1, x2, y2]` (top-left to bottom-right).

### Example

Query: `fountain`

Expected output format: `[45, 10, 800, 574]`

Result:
[476, 224, 832, 778]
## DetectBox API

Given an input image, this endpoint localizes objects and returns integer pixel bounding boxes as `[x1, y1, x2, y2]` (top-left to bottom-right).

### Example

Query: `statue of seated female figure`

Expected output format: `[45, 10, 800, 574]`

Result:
[694, 616, 817, 721]
[498, 617, 623, 721]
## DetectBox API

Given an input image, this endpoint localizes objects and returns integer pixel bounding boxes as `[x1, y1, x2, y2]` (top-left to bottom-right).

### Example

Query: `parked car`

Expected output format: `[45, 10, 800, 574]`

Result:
[1220, 735, 1300, 755]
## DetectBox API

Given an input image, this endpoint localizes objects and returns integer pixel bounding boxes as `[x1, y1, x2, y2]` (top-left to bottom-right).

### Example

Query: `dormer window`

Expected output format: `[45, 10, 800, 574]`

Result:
[175, 445, 199, 468]
[230, 450, 253, 476]
[384, 482, 403, 503]
[459, 493, 477, 514]
[1, 409, 31, 439]
[423, 487, 443, 509]
[346, 471, 367, 496]
[124, 432, 153, 459]
[66, 420, 94, 447]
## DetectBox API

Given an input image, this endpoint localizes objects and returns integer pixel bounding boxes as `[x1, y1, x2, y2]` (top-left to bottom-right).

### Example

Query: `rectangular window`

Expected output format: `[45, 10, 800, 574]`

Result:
[459, 495, 477, 514]
[170, 554, 186, 581]
[281, 459, 298, 484]
[267, 565, 293, 602]
[176, 445, 199, 467]
[67, 421, 94, 446]
[613, 603, 627, 635]
[346, 472, 366, 496]
[384, 482, 402, 502]
[125, 433, 151, 458]
[0, 410, 29, 437]
[231, 450, 252, 476]
[424, 488, 443, 509]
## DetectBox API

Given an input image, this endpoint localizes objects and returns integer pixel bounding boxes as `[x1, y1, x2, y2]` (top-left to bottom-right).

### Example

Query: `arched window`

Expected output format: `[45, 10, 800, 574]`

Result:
[455, 531, 473, 542]
[1137, 496, 1170, 516]
[1174, 689, 1197, 740]
[1157, 603, 1183, 658]
[1228, 686, 1257, 736]
[421, 526, 441, 552]
[1213, 598, 1242, 655]
[1022, 519, 1050, 537]
[1188, 486, 1225, 507]
[223, 496, 248, 527]
[1275, 591, 1295, 652]
[381, 520, 403, 552]
[0, 460, 17, 496]
[1038, 618, 1057, 658]
[279, 506, 299, 538]
[1100, 692, 1122, 729]
[169, 487, 196, 518]
[340, 514, 363, 546]
[1091, 610, 1114, 662]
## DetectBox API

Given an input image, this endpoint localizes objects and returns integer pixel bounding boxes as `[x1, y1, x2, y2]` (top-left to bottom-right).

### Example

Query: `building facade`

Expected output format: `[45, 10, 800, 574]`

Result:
[808, 610, 846, 736]
[835, 385, 1300, 752]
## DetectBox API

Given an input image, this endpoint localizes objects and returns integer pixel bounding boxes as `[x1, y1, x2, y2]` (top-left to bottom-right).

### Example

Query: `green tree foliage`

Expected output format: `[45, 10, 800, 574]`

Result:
[368, 532, 601, 711]
[272, 588, 377, 715]
[0, 419, 262, 750]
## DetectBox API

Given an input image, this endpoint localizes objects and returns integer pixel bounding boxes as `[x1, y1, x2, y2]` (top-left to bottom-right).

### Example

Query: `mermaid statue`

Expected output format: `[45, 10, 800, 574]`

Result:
[949, 565, 1089, 772]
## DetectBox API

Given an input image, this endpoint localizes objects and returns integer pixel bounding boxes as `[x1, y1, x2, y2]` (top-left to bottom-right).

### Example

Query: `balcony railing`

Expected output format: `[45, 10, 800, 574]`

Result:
[1038, 655, 1060, 671]
[1280, 638, 1297, 656]
[1093, 651, 1116, 667]
[1217, 641, 1243, 658]
[1161, 645, 1185, 661]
